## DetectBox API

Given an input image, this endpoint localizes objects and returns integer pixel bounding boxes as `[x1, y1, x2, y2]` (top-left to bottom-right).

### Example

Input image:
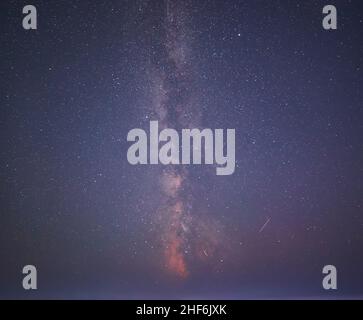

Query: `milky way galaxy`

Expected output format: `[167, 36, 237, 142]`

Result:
[149, 1, 225, 278]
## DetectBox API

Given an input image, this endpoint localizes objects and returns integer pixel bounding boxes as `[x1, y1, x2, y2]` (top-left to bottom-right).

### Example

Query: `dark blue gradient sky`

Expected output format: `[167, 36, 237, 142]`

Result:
[1, 0, 362, 299]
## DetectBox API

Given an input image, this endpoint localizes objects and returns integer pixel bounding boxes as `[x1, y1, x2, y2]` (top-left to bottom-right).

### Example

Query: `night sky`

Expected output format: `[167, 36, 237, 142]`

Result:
[1, 0, 362, 299]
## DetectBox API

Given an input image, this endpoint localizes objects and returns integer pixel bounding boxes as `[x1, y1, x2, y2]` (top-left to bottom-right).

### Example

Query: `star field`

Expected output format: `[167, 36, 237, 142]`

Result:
[0, 0, 363, 299]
